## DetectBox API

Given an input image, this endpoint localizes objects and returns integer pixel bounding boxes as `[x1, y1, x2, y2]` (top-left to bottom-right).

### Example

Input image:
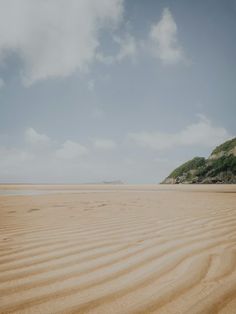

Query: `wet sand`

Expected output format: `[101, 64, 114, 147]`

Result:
[0, 184, 236, 314]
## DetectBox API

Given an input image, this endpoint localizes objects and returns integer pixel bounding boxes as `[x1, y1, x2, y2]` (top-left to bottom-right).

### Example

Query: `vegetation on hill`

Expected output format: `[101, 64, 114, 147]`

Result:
[162, 137, 236, 184]
[211, 137, 236, 155]
[197, 155, 236, 178]
[168, 157, 206, 179]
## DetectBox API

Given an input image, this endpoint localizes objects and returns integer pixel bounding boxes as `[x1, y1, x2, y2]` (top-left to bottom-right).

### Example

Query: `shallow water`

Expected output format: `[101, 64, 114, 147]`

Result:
[0, 189, 117, 196]
[0, 189, 53, 196]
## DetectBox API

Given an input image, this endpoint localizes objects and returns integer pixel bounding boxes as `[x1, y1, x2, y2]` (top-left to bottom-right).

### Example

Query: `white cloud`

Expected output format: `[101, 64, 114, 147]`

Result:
[96, 53, 114, 65]
[0, 128, 90, 181]
[0, 0, 123, 85]
[25, 127, 51, 148]
[115, 33, 137, 62]
[0, 119, 232, 183]
[128, 115, 231, 151]
[96, 33, 137, 64]
[0, 146, 32, 164]
[149, 8, 184, 64]
[93, 138, 116, 150]
[0, 146, 33, 180]
[55, 140, 88, 160]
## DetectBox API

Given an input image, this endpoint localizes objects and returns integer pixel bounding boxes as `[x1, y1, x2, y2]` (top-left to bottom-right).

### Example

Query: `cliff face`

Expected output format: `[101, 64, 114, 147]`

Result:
[162, 137, 236, 184]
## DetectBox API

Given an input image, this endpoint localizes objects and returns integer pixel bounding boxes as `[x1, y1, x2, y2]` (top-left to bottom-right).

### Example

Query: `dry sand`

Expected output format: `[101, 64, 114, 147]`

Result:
[0, 184, 236, 314]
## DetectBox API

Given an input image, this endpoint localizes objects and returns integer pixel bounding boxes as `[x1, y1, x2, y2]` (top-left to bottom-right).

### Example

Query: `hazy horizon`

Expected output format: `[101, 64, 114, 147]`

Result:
[0, 0, 235, 183]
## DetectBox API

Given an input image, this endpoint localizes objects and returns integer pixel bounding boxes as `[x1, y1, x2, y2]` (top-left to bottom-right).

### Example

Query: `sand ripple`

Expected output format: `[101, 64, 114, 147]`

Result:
[0, 185, 236, 314]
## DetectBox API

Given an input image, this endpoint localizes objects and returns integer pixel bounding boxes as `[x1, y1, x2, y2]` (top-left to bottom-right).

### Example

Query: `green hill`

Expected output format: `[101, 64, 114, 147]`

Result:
[162, 137, 236, 184]
[211, 137, 236, 156]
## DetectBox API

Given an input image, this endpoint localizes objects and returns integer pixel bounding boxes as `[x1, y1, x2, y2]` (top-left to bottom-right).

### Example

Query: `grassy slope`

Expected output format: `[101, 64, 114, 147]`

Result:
[211, 137, 236, 155]
[164, 137, 236, 183]
[167, 157, 206, 179]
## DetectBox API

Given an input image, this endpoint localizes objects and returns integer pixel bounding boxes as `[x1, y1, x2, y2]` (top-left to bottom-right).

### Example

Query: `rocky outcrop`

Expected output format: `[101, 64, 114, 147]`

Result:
[162, 137, 236, 184]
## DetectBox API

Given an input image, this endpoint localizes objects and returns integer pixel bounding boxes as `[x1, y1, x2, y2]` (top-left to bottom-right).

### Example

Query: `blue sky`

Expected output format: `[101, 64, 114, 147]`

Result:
[0, 0, 235, 183]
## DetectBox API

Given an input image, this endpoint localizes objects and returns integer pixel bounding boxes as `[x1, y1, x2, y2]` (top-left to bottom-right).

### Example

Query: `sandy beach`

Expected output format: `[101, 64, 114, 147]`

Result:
[1, 184, 236, 314]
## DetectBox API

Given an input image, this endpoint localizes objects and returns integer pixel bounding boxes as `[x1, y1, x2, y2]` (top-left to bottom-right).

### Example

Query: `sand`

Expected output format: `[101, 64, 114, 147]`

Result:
[0, 184, 236, 314]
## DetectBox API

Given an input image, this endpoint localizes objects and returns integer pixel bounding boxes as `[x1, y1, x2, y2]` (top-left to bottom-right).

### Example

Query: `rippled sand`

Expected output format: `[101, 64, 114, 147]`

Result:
[0, 184, 236, 314]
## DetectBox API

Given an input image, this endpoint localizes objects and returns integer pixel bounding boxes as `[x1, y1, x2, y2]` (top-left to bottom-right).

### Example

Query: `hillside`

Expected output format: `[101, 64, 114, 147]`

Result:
[162, 137, 236, 184]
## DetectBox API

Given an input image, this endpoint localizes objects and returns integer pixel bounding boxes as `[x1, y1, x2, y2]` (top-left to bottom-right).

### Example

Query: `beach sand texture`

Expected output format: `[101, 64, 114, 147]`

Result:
[0, 184, 236, 314]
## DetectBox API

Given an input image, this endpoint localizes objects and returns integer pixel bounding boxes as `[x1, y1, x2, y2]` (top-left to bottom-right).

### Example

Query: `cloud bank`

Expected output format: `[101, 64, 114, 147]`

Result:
[55, 140, 88, 160]
[0, 0, 123, 85]
[128, 115, 231, 151]
[93, 138, 117, 150]
[25, 127, 51, 148]
[0, 116, 232, 183]
[0, 4, 186, 85]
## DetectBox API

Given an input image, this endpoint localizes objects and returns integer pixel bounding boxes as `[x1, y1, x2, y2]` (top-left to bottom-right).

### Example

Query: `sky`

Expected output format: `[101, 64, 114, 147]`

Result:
[0, 0, 235, 184]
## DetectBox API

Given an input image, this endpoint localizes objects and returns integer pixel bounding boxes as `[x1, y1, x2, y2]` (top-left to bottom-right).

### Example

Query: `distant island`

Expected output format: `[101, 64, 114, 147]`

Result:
[102, 180, 124, 185]
[162, 137, 236, 184]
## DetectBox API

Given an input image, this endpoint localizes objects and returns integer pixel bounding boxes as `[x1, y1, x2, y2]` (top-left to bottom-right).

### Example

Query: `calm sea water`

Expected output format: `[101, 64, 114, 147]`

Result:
[0, 189, 117, 196]
[0, 190, 54, 196]
[0, 186, 182, 196]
